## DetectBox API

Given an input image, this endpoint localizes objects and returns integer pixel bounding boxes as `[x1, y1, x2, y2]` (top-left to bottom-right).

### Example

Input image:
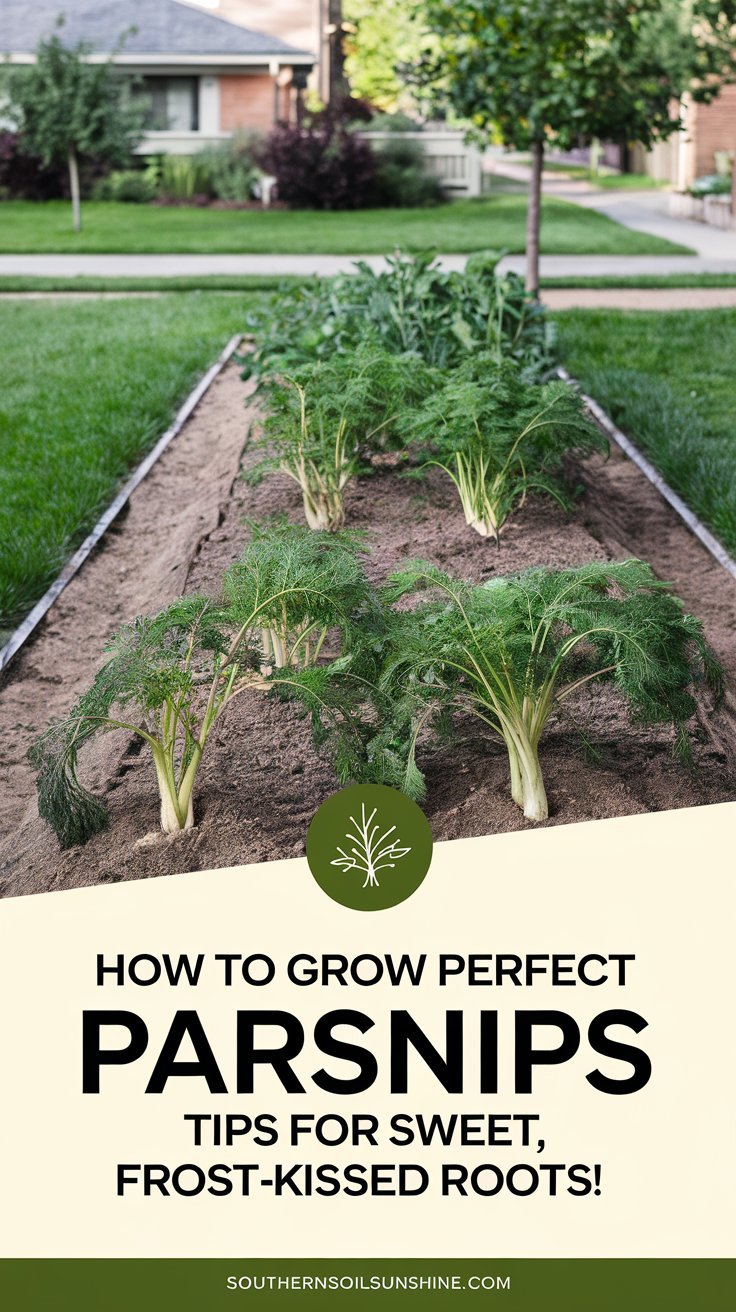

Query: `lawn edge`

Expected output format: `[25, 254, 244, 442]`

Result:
[0, 332, 243, 675]
[558, 365, 736, 581]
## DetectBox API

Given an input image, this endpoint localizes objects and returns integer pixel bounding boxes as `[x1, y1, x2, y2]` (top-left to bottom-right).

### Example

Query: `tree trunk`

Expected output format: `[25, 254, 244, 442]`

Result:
[68, 148, 81, 233]
[526, 138, 544, 298]
[589, 137, 602, 177]
[327, 0, 349, 104]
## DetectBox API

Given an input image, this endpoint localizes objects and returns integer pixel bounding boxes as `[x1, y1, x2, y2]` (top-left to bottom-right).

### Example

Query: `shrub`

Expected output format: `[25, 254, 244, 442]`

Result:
[368, 111, 425, 133]
[93, 168, 157, 203]
[689, 173, 731, 196]
[197, 131, 262, 201]
[370, 136, 445, 207]
[156, 154, 214, 201]
[0, 129, 68, 199]
[259, 103, 376, 210]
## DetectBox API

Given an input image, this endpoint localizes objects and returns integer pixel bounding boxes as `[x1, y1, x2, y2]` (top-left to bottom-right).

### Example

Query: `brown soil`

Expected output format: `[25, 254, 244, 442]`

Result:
[1, 364, 734, 897]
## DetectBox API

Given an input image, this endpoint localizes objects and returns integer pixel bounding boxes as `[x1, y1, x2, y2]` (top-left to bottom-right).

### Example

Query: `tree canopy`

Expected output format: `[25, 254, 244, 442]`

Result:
[418, 0, 736, 147]
[344, 0, 428, 111]
[416, 0, 736, 290]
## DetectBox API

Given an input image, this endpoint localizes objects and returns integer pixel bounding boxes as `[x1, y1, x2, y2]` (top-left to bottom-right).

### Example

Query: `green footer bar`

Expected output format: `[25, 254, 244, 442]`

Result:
[0, 1259, 734, 1311]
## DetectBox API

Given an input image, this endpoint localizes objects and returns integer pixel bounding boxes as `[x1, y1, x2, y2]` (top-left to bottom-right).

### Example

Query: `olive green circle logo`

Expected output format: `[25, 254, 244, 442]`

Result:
[306, 784, 433, 911]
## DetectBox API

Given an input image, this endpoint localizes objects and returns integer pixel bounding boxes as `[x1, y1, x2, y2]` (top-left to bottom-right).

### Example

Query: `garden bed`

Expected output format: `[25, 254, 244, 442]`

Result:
[1, 362, 734, 898]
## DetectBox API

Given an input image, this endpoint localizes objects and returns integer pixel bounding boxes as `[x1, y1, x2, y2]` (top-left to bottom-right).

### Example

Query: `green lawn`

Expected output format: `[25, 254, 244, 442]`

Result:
[0, 275, 291, 293]
[543, 274, 736, 288]
[2, 272, 736, 294]
[545, 166, 667, 190]
[556, 308, 736, 555]
[0, 196, 690, 255]
[504, 156, 669, 190]
[0, 294, 253, 633]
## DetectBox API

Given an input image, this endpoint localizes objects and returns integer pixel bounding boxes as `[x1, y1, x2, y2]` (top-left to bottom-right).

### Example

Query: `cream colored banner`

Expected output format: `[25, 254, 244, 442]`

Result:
[0, 804, 733, 1259]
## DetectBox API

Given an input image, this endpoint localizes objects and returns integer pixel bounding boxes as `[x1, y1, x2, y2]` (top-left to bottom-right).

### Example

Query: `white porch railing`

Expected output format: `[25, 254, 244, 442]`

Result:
[361, 130, 483, 199]
[134, 131, 231, 156]
[133, 127, 484, 200]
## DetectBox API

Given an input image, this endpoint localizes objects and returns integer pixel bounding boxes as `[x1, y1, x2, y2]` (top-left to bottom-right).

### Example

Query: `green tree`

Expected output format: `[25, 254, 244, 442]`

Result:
[417, 1, 736, 294]
[3, 21, 145, 231]
[344, 0, 426, 110]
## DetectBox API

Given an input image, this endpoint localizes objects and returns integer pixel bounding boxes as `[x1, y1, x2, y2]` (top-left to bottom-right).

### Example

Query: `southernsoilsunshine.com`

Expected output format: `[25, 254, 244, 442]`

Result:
[225, 1273, 511, 1293]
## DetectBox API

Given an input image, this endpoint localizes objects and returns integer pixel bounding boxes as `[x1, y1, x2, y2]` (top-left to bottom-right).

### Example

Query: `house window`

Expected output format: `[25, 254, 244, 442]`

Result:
[142, 77, 199, 132]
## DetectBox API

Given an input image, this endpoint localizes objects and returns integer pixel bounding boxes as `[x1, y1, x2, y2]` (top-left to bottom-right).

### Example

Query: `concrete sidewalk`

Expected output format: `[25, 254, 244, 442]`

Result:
[486, 154, 736, 267]
[3, 251, 736, 278]
[570, 189, 736, 261]
[543, 286, 736, 310]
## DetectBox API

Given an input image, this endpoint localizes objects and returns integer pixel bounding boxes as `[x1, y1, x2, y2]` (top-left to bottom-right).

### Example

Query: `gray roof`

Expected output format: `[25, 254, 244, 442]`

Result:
[1, 0, 313, 59]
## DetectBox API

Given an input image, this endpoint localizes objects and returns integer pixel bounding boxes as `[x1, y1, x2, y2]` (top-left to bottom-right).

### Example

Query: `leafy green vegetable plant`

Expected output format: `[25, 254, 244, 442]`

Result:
[248, 348, 433, 531]
[406, 362, 607, 541]
[372, 558, 722, 822]
[30, 524, 373, 847]
[243, 250, 553, 379]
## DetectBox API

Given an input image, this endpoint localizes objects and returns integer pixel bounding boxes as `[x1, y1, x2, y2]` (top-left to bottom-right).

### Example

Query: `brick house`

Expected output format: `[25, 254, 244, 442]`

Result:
[194, 2, 337, 103]
[1, 0, 315, 154]
[682, 88, 736, 181]
[630, 89, 736, 188]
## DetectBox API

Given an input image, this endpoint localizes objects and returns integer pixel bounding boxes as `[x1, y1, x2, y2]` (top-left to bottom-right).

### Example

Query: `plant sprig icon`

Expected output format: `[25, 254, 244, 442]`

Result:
[331, 802, 411, 889]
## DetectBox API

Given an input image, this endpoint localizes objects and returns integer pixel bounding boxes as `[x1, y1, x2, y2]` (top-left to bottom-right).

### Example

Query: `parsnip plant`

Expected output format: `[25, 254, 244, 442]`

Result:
[30, 524, 373, 848]
[248, 348, 433, 531]
[372, 559, 722, 822]
[406, 362, 607, 542]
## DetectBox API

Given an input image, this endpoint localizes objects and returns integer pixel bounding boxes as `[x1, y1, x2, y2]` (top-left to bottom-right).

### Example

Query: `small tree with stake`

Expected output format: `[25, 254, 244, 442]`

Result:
[416, 0, 736, 295]
[2, 20, 145, 232]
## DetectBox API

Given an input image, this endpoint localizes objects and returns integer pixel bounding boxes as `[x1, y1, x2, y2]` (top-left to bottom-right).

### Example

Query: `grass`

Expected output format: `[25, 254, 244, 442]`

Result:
[0, 273, 734, 295]
[0, 272, 735, 294]
[545, 165, 668, 190]
[0, 274, 294, 293]
[0, 293, 254, 634]
[556, 308, 736, 555]
[0, 196, 690, 255]
[506, 155, 669, 189]
[585, 173, 669, 191]
[542, 274, 736, 289]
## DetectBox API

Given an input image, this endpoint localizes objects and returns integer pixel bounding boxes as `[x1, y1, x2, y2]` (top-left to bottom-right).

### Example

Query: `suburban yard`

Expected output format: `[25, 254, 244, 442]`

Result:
[0, 195, 689, 254]
[0, 293, 252, 631]
[557, 308, 736, 556]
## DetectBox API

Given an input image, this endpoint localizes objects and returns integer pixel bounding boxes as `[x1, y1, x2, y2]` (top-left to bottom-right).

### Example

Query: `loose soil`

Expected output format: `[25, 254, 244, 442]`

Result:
[1, 363, 734, 897]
